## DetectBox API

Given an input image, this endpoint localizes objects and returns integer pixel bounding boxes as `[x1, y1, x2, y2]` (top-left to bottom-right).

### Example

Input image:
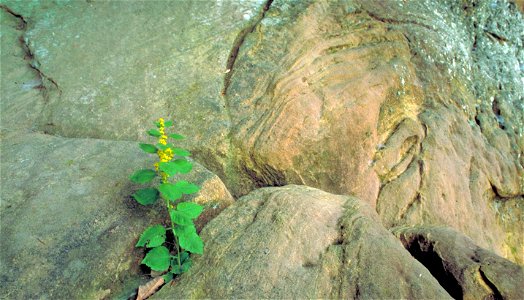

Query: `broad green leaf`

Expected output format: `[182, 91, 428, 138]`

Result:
[159, 159, 192, 176]
[158, 183, 182, 201]
[170, 210, 193, 226]
[132, 188, 159, 205]
[139, 143, 157, 154]
[169, 133, 185, 140]
[173, 148, 191, 157]
[174, 224, 197, 239]
[129, 169, 157, 184]
[141, 246, 170, 271]
[136, 225, 166, 248]
[175, 181, 200, 195]
[179, 231, 204, 254]
[173, 159, 192, 174]
[148, 129, 161, 137]
[164, 120, 173, 127]
[176, 202, 203, 219]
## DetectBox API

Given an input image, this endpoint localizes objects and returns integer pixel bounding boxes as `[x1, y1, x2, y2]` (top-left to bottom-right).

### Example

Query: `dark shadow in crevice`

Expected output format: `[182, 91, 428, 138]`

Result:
[403, 235, 464, 300]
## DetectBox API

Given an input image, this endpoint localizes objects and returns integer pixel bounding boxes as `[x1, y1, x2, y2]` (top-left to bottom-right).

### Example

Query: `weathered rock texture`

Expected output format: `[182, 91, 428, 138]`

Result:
[224, 0, 524, 263]
[394, 226, 524, 300]
[155, 185, 452, 299]
[0, 0, 523, 298]
[0, 133, 233, 299]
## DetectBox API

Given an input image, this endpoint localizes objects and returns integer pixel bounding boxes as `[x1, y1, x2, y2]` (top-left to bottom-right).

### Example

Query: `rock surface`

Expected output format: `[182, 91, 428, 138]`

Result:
[224, 0, 524, 262]
[0, 0, 523, 298]
[394, 226, 524, 300]
[154, 185, 452, 299]
[0, 133, 233, 299]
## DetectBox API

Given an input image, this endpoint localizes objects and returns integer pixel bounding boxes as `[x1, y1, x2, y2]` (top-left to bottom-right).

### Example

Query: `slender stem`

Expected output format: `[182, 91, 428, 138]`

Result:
[166, 199, 182, 270]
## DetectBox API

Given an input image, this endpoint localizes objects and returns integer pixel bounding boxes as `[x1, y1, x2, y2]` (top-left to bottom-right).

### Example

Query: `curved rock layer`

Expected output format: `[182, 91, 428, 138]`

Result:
[154, 185, 452, 299]
[225, 0, 523, 262]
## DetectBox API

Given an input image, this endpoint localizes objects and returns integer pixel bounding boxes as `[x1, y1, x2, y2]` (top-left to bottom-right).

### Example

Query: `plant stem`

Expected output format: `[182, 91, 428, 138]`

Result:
[166, 199, 182, 270]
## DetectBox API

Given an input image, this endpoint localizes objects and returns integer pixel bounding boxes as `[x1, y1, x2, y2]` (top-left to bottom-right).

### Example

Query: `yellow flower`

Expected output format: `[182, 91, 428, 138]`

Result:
[155, 118, 173, 183]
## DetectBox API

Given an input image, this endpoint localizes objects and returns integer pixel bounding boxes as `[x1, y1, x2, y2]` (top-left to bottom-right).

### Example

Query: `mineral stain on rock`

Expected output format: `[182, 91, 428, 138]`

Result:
[0, 0, 522, 298]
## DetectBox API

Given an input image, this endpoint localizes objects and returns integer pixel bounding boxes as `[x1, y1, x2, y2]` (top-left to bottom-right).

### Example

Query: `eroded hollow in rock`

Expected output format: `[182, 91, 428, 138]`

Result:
[401, 234, 464, 299]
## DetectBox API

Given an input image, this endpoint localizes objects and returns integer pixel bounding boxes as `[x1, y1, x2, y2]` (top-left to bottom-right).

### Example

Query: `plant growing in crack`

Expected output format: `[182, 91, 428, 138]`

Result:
[130, 117, 203, 281]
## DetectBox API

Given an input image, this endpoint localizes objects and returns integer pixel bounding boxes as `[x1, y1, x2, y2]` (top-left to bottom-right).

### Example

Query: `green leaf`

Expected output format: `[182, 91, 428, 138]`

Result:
[179, 251, 190, 264]
[172, 256, 192, 274]
[174, 224, 197, 239]
[129, 169, 157, 184]
[136, 225, 166, 248]
[173, 159, 192, 174]
[139, 143, 157, 154]
[158, 183, 182, 201]
[175, 181, 200, 195]
[148, 129, 161, 137]
[173, 148, 191, 157]
[164, 120, 173, 127]
[169, 133, 185, 140]
[163, 272, 174, 282]
[170, 210, 193, 226]
[159, 159, 192, 176]
[179, 231, 204, 254]
[176, 202, 203, 219]
[132, 188, 159, 205]
[141, 246, 170, 271]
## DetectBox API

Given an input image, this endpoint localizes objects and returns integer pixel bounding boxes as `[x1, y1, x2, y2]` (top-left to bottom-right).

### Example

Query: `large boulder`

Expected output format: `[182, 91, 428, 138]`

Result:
[155, 185, 452, 299]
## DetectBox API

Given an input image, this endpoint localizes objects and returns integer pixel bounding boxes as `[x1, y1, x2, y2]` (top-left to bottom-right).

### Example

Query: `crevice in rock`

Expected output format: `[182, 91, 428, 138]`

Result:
[401, 32, 419, 59]
[365, 10, 434, 32]
[221, 0, 273, 97]
[1, 4, 62, 104]
[397, 159, 424, 222]
[478, 267, 503, 300]
[402, 234, 464, 299]
[1, 4, 27, 30]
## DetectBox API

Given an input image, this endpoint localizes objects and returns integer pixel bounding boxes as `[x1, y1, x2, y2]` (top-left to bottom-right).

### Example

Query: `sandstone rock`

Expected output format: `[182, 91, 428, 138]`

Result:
[0, 133, 233, 299]
[222, 0, 523, 263]
[393, 226, 524, 300]
[154, 185, 451, 299]
[0, 0, 523, 298]
[0, 0, 270, 176]
[356, 0, 524, 262]
[226, 0, 423, 205]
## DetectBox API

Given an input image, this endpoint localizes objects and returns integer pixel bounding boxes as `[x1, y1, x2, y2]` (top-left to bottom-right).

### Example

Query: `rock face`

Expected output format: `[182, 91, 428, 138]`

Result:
[0, 133, 233, 299]
[224, 0, 524, 263]
[0, 0, 523, 298]
[154, 185, 452, 299]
